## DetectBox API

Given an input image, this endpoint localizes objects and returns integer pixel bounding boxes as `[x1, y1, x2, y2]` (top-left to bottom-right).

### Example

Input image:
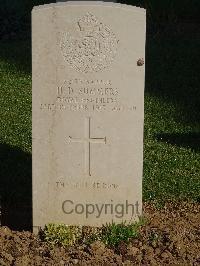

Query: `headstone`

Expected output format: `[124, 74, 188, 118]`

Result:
[57, 0, 117, 2]
[32, 1, 146, 232]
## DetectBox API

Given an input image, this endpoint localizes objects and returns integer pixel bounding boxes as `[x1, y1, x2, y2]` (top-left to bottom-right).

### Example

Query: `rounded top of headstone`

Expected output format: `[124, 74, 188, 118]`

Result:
[32, 1, 146, 14]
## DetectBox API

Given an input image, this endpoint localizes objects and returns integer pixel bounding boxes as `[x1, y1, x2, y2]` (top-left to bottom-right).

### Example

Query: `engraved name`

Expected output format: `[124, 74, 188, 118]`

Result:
[39, 79, 137, 113]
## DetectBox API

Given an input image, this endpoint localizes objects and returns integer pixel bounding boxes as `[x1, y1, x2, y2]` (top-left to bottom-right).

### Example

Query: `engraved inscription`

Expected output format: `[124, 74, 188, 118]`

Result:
[39, 79, 137, 113]
[68, 117, 106, 176]
[60, 13, 119, 73]
[56, 181, 119, 189]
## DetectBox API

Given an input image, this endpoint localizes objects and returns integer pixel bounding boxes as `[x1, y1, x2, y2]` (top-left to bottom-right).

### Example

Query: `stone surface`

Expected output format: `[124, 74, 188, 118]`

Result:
[32, 1, 146, 230]
[57, 0, 117, 2]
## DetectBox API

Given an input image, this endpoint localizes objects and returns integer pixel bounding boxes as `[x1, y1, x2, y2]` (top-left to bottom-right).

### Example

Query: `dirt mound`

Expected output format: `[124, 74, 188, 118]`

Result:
[0, 202, 199, 265]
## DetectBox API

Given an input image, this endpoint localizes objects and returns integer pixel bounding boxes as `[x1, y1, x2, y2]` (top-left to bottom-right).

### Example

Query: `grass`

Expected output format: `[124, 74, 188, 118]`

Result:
[42, 224, 82, 247]
[143, 29, 200, 202]
[0, 41, 31, 152]
[0, 41, 32, 228]
[0, 27, 200, 212]
[42, 221, 144, 248]
[100, 220, 144, 248]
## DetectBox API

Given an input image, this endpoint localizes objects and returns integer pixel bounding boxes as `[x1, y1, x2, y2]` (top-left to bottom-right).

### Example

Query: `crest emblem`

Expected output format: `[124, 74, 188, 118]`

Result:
[60, 13, 119, 73]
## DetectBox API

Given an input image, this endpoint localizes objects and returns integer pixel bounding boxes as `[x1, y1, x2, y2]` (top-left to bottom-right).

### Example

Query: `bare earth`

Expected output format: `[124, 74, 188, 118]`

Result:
[0, 202, 199, 265]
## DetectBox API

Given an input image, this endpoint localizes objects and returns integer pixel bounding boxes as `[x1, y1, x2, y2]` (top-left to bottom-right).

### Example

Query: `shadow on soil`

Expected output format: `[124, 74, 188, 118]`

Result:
[156, 132, 200, 152]
[0, 143, 32, 231]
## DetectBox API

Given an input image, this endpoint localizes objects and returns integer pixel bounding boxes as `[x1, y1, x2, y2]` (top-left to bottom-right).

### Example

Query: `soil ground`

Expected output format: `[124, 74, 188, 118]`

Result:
[0, 202, 199, 265]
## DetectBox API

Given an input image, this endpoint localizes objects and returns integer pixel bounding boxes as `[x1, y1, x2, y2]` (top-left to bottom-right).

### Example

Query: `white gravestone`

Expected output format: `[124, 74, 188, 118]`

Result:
[32, 1, 146, 232]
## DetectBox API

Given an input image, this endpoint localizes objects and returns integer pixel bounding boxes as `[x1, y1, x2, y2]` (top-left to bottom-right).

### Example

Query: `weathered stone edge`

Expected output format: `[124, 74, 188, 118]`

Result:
[32, 1, 146, 14]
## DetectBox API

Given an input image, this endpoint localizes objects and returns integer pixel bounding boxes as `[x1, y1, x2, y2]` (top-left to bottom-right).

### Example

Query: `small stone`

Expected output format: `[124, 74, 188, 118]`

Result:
[1, 251, 14, 263]
[127, 245, 139, 256]
[0, 226, 12, 239]
[90, 241, 106, 255]
[123, 260, 132, 265]
[161, 251, 169, 259]
[0, 259, 7, 266]
[155, 248, 161, 255]
[73, 259, 79, 264]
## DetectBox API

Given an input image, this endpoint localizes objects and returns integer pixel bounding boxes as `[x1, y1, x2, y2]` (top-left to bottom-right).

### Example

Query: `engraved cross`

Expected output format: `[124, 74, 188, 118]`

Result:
[68, 117, 106, 176]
